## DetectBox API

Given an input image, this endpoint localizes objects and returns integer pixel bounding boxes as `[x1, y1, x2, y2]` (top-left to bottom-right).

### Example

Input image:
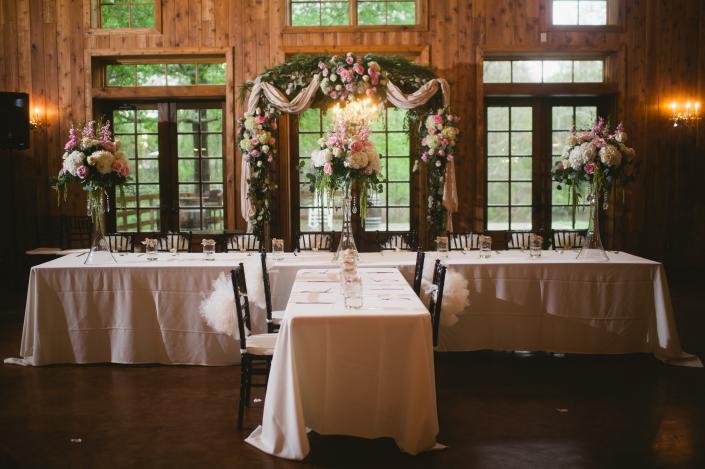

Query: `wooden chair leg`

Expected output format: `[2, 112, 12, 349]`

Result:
[238, 356, 248, 430]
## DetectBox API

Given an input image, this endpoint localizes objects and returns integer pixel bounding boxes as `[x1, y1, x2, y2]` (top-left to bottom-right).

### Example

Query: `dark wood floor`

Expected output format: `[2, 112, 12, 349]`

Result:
[0, 278, 704, 469]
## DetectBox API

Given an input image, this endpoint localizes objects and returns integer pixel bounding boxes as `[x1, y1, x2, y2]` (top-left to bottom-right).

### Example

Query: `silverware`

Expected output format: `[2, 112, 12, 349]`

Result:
[137, 253, 145, 257]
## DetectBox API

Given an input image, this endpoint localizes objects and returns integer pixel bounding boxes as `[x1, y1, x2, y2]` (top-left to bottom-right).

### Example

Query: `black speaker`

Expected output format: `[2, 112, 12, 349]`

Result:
[0, 92, 30, 150]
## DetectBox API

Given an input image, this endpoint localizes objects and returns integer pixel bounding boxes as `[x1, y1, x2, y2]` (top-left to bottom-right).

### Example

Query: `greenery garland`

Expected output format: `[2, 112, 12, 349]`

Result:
[238, 53, 458, 241]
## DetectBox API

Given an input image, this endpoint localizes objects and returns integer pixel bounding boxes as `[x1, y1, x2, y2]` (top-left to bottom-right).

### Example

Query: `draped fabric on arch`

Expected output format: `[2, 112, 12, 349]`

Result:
[240, 76, 458, 230]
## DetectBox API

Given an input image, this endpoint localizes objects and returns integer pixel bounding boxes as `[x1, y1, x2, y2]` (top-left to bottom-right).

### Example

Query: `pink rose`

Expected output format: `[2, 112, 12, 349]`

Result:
[76, 165, 89, 179]
[447, 154, 454, 161]
[323, 162, 333, 175]
[101, 141, 116, 152]
[428, 127, 436, 135]
[366, 87, 376, 96]
[250, 149, 260, 157]
[556, 161, 564, 171]
[112, 160, 130, 177]
[251, 139, 259, 145]
[438, 149, 445, 156]
[346, 56, 354, 65]
[433, 115, 443, 124]
[255, 115, 266, 124]
[585, 163, 595, 174]
[353, 63, 364, 75]
[322, 68, 329, 77]
[267, 155, 273, 162]
[350, 140, 363, 152]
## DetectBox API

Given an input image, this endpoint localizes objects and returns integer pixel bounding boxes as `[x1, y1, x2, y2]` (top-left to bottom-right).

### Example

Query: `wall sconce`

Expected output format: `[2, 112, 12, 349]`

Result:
[29, 106, 45, 130]
[670, 100, 701, 127]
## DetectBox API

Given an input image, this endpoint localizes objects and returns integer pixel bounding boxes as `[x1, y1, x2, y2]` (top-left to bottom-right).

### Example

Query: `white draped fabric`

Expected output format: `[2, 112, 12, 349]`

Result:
[240, 75, 457, 225]
[245, 268, 441, 460]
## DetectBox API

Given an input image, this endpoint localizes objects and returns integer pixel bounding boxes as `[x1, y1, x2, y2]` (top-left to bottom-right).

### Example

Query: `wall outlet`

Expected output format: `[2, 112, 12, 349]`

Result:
[540, 32, 548, 43]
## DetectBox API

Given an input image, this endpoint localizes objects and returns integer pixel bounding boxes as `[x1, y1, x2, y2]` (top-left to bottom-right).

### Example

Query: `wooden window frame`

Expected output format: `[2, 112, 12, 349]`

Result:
[543, 0, 624, 33]
[282, 0, 428, 33]
[86, 0, 162, 35]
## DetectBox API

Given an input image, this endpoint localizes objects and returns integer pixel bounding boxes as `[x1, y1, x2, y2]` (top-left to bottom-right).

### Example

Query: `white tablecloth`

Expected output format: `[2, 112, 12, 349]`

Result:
[20, 253, 261, 366]
[245, 268, 440, 460]
[18, 250, 700, 367]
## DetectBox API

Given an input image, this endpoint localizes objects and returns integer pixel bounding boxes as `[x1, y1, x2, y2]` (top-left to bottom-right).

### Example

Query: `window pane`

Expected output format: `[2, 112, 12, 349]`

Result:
[202, 183, 224, 207]
[553, 1, 578, 25]
[387, 108, 406, 131]
[512, 61, 542, 82]
[387, 158, 409, 181]
[579, 0, 607, 25]
[291, 2, 321, 26]
[488, 182, 509, 205]
[136, 64, 166, 86]
[178, 160, 199, 182]
[576, 106, 597, 130]
[197, 63, 226, 85]
[388, 2, 416, 25]
[552, 106, 574, 130]
[487, 157, 509, 181]
[321, 2, 349, 26]
[387, 183, 409, 206]
[137, 134, 158, 158]
[106, 65, 135, 86]
[179, 184, 200, 207]
[299, 134, 321, 159]
[574, 60, 603, 82]
[138, 184, 160, 207]
[543, 60, 573, 82]
[299, 109, 321, 132]
[136, 110, 158, 133]
[113, 109, 135, 132]
[511, 157, 532, 181]
[139, 209, 160, 232]
[358, 2, 385, 25]
[131, 3, 155, 28]
[388, 133, 409, 156]
[487, 132, 509, 156]
[167, 64, 196, 85]
[101, 5, 129, 28]
[137, 160, 159, 183]
[510, 207, 532, 230]
[178, 134, 200, 158]
[388, 207, 410, 231]
[483, 61, 511, 84]
[200, 109, 223, 132]
[510, 132, 532, 156]
[177, 110, 199, 132]
[487, 207, 509, 230]
[510, 107, 532, 131]
[204, 208, 224, 232]
[487, 107, 509, 130]
[510, 182, 531, 205]
[201, 160, 223, 182]
[119, 185, 137, 208]
[180, 209, 202, 230]
[202, 134, 223, 158]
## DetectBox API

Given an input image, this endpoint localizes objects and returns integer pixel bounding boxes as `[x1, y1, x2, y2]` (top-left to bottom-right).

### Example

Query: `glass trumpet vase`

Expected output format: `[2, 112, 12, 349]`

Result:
[333, 186, 359, 261]
[85, 190, 117, 265]
[576, 190, 609, 262]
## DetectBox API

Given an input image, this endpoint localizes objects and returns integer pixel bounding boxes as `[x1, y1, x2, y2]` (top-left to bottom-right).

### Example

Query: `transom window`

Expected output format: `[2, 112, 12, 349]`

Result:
[99, 1, 155, 29]
[552, 0, 607, 26]
[289, 0, 417, 27]
[106, 63, 226, 87]
[296, 107, 411, 233]
[483, 60, 604, 84]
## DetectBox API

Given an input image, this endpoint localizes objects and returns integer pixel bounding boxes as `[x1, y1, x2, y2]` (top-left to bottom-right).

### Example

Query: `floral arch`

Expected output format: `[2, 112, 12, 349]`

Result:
[238, 53, 460, 243]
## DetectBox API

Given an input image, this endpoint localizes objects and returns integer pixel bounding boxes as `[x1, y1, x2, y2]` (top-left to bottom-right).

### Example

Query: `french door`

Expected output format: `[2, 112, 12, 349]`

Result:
[106, 101, 225, 233]
[484, 96, 611, 234]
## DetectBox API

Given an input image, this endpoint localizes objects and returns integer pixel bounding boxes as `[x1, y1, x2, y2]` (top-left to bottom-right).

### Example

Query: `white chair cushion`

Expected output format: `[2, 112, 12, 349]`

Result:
[272, 310, 285, 325]
[246, 333, 278, 356]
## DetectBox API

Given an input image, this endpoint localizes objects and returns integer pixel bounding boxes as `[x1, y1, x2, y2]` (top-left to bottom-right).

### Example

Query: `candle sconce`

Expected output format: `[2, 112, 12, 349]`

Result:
[670, 100, 701, 128]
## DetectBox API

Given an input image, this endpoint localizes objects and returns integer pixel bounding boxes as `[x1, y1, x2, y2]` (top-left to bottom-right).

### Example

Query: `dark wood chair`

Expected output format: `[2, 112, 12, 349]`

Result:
[223, 232, 262, 252]
[153, 232, 192, 252]
[376, 230, 418, 251]
[296, 232, 333, 252]
[61, 216, 92, 249]
[413, 250, 425, 296]
[551, 229, 587, 250]
[429, 259, 447, 349]
[105, 232, 135, 253]
[448, 232, 481, 251]
[260, 252, 285, 333]
[506, 230, 543, 250]
[231, 263, 277, 430]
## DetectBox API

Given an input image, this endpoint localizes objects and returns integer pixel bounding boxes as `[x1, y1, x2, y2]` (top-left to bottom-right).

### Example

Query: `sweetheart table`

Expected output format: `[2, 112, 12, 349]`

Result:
[17, 250, 700, 366]
[245, 268, 441, 460]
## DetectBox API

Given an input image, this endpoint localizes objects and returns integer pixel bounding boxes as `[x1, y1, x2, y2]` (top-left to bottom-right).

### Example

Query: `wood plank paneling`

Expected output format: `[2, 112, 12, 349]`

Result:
[1, 0, 704, 290]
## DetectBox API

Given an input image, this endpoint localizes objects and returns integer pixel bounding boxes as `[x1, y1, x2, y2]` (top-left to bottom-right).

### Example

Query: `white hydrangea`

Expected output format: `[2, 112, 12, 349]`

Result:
[568, 146, 585, 170]
[63, 151, 85, 176]
[581, 142, 597, 163]
[365, 149, 381, 174]
[87, 150, 115, 175]
[345, 150, 369, 169]
[311, 149, 332, 168]
[240, 138, 253, 152]
[244, 117, 256, 130]
[425, 133, 440, 150]
[599, 144, 622, 167]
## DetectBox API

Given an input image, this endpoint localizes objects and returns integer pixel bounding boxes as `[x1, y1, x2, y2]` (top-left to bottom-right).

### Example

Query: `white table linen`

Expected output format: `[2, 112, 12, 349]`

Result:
[20, 253, 261, 366]
[19, 250, 699, 367]
[245, 268, 440, 460]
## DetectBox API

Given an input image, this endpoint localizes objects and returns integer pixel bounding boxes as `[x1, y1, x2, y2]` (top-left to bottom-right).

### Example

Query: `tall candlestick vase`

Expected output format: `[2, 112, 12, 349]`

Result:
[333, 186, 359, 261]
[576, 190, 609, 262]
[85, 190, 117, 265]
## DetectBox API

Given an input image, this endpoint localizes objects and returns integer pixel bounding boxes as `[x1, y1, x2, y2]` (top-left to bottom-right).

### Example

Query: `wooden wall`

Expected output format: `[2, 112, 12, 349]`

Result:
[1, 0, 704, 291]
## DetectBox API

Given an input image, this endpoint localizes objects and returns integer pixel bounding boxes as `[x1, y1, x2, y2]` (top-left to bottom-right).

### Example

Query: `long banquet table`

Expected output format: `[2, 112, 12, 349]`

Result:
[245, 267, 441, 460]
[17, 250, 701, 366]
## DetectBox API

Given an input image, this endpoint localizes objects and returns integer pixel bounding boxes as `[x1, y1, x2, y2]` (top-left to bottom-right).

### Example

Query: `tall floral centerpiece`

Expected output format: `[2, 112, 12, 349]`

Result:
[418, 108, 461, 240]
[305, 98, 383, 259]
[552, 118, 635, 261]
[53, 121, 131, 264]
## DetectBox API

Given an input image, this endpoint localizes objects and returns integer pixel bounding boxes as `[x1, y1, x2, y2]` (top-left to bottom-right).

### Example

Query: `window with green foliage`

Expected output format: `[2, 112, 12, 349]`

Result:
[483, 59, 604, 84]
[552, 0, 607, 26]
[297, 107, 411, 232]
[105, 63, 226, 87]
[550, 105, 596, 229]
[100, 1, 155, 29]
[289, 0, 417, 27]
[486, 106, 533, 231]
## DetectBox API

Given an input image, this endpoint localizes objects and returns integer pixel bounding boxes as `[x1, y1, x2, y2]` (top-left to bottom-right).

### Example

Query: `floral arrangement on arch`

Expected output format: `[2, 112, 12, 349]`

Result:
[552, 117, 635, 210]
[238, 106, 280, 230]
[417, 108, 461, 233]
[53, 121, 131, 232]
[317, 53, 386, 101]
